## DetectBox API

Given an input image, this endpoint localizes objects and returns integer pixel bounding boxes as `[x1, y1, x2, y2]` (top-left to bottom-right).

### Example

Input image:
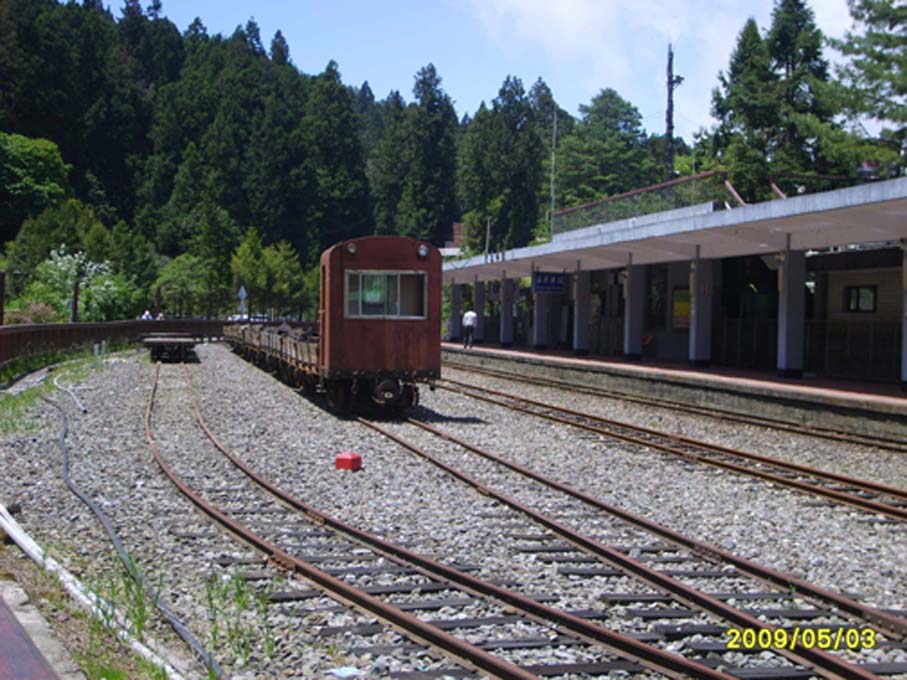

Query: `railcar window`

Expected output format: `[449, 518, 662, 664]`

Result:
[361, 274, 386, 315]
[347, 273, 360, 316]
[399, 273, 425, 316]
[345, 271, 427, 318]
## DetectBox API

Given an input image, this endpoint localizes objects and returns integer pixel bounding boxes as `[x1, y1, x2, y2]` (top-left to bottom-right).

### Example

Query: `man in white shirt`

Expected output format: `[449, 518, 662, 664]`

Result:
[462, 309, 478, 348]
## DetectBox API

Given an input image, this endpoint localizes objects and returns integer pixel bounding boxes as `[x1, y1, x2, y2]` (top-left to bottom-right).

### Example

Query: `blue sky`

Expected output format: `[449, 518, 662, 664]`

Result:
[159, 0, 856, 142]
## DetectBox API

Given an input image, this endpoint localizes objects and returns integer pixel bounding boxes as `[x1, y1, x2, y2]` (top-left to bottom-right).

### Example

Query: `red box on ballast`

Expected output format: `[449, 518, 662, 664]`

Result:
[335, 452, 362, 471]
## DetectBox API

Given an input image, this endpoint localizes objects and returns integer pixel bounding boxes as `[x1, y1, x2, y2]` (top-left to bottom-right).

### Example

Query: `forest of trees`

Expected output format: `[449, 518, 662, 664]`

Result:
[0, 0, 903, 322]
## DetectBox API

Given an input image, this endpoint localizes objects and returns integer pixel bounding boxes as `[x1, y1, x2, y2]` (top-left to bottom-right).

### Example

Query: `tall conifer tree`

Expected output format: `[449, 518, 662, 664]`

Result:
[395, 64, 458, 243]
[369, 91, 407, 235]
[296, 61, 370, 262]
[835, 0, 907, 136]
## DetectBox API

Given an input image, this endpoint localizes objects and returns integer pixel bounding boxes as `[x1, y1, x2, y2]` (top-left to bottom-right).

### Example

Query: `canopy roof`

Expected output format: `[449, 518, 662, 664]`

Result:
[443, 178, 907, 284]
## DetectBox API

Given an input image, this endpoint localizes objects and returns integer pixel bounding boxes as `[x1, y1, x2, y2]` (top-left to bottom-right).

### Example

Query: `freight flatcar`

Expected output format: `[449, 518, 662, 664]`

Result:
[226, 235, 441, 410]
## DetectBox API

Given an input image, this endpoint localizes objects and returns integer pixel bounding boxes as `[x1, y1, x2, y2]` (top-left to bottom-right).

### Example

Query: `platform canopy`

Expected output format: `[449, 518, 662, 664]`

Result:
[443, 177, 907, 284]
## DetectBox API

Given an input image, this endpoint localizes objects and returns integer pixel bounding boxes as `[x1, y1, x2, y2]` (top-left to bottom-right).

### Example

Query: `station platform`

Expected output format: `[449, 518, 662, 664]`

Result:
[0, 580, 83, 679]
[441, 342, 907, 440]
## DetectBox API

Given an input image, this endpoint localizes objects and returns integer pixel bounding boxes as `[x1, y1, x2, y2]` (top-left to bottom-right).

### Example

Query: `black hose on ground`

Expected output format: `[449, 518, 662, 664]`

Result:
[42, 394, 227, 679]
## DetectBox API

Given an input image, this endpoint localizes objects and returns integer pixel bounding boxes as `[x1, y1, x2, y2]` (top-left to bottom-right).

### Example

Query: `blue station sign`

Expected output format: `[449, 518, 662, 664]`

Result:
[532, 271, 566, 294]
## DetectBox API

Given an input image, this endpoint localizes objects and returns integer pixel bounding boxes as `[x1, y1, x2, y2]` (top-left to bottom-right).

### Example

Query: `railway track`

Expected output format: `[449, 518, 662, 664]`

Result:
[146, 362, 749, 679]
[439, 377, 907, 522]
[443, 361, 907, 455]
[358, 415, 907, 680]
[137, 355, 907, 679]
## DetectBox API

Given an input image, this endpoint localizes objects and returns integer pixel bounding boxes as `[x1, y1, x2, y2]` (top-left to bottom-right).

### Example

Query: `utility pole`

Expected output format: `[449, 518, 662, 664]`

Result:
[484, 217, 491, 255]
[665, 43, 684, 179]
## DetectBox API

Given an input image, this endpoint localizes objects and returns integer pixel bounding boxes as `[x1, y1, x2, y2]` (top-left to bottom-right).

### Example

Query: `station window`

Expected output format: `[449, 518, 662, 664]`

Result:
[845, 285, 877, 313]
[345, 271, 427, 318]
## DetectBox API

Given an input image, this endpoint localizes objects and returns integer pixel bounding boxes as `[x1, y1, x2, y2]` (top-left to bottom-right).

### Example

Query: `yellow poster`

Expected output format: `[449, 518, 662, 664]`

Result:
[672, 288, 690, 329]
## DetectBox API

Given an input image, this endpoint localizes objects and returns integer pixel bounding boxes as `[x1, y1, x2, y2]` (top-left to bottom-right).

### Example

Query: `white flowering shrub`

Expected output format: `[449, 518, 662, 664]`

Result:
[21, 248, 138, 321]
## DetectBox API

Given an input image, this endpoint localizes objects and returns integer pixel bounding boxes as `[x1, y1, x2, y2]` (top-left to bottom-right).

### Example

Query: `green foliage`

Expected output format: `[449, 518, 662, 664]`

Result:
[187, 196, 242, 316]
[767, 0, 838, 171]
[725, 137, 773, 202]
[768, 0, 829, 84]
[300, 264, 320, 320]
[7, 199, 105, 291]
[270, 30, 290, 66]
[4, 301, 63, 325]
[369, 91, 408, 235]
[486, 77, 545, 249]
[0, 0, 21, 129]
[0, 347, 111, 432]
[0, 349, 76, 385]
[154, 253, 207, 318]
[107, 220, 158, 296]
[296, 60, 371, 262]
[4, 0, 171, 225]
[20, 249, 138, 322]
[231, 227, 266, 316]
[3, 0, 901, 297]
[713, 19, 778, 141]
[0, 131, 71, 242]
[393, 64, 459, 244]
[458, 103, 498, 251]
[228, 231, 307, 319]
[529, 77, 575, 147]
[204, 572, 273, 665]
[458, 76, 548, 250]
[0, 369, 51, 434]
[261, 240, 306, 317]
[706, 0, 899, 201]
[834, 0, 907, 135]
[354, 81, 384, 159]
[6, 198, 156, 307]
[557, 88, 659, 208]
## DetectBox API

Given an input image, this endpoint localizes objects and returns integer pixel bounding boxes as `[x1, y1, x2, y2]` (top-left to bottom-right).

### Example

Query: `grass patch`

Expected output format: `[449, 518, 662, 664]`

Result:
[0, 343, 131, 434]
[0, 544, 170, 680]
[79, 659, 130, 680]
[0, 349, 80, 386]
[0, 341, 134, 386]
[0, 382, 49, 434]
[205, 571, 274, 666]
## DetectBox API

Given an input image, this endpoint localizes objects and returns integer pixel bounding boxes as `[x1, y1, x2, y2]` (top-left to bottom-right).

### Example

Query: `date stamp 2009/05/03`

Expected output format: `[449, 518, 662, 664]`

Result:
[726, 627, 877, 651]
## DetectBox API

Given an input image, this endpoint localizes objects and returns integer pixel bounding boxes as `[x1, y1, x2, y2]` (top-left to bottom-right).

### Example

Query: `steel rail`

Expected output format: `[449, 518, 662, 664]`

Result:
[144, 364, 539, 680]
[44, 394, 225, 678]
[357, 418, 888, 680]
[176, 365, 735, 680]
[406, 417, 907, 642]
[444, 360, 907, 454]
[441, 379, 907, 522]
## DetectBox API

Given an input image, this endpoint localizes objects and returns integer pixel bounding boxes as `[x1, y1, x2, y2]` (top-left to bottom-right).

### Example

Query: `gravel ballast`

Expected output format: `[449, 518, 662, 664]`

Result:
[0, 343, 904, 678]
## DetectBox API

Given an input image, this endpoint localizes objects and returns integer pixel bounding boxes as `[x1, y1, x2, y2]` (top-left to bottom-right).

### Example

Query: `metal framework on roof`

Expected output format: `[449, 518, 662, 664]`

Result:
[442, 177, 907, 285]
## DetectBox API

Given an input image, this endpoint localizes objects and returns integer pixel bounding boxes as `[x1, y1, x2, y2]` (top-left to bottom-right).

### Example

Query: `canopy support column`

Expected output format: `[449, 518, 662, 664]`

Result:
[623, 259, 644, 360]
[777, 236, 805, 378]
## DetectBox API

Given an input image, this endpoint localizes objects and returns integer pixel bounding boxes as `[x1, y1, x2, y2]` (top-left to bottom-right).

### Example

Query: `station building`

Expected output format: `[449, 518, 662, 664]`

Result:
[443, 175, 907, 388]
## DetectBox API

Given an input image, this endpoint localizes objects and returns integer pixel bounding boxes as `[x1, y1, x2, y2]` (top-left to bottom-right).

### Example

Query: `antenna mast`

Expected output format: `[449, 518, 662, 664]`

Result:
[665, 43, 683, 179]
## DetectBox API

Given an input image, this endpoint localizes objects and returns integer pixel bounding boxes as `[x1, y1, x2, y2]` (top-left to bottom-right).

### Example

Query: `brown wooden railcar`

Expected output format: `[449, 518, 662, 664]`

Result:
[319, 235, 440, 408]
[227, 236, 440, 410]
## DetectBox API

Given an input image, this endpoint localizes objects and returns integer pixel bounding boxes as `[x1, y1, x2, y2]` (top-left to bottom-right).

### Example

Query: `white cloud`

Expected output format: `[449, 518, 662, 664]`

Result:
[811, 0, 855, 39]
[466, 0, 853, 139]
